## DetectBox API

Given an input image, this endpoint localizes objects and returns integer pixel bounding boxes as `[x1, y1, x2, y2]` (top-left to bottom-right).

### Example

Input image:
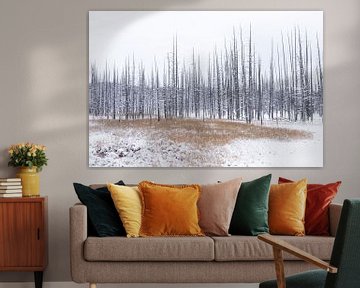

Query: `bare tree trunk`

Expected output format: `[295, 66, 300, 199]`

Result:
[112, 66, 116, 120]
[277, 46, 284, 119]
[232, 28, 240, 120]
[215, 49, 222, 119]
[155, 65, 161, 121]
[247, 24, 253, 124]
[207, 56, 214, 119]
[269, 40, 274, 120]
[316, 34, 323, 117]
[257, 59, 262, 122]
[240, 27, 246, 120]
[297, 28, 306, 122]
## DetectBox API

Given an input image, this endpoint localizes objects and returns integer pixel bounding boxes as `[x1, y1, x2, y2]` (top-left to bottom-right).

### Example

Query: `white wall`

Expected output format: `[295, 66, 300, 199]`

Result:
[0, 0, 359, 282]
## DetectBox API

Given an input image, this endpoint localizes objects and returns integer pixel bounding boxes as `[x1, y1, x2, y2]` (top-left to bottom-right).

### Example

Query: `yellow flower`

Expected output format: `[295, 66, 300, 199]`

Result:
[8, 142, 47, 171]
[37, 145, 46, 151]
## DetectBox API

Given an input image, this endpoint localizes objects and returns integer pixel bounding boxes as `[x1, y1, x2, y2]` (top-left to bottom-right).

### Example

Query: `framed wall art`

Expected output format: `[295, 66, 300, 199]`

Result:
[89, 11, 323, 167]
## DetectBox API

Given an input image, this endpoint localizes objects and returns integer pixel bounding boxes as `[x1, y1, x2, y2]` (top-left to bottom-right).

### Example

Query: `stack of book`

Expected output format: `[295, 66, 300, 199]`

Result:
[0, 178, 22, 197]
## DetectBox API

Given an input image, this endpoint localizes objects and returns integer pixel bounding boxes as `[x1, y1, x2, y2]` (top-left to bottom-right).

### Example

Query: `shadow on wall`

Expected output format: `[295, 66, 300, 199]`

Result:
[0, 0, 201, 283]
[322, 0, 360, 172]
[0, 150, 9, 176]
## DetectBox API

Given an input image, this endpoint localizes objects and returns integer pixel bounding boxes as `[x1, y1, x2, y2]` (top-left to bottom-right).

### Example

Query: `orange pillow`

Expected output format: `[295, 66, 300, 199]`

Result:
[138, 181, 204, 237]
[269, 179, 307, 236]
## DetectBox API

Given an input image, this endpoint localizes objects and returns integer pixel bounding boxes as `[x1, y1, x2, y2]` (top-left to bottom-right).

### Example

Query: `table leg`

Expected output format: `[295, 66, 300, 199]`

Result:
[34, 271, 43, 288]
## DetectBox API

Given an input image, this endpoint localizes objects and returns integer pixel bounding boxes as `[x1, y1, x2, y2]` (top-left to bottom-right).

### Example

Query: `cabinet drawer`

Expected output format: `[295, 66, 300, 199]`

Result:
[0, 200, 46, 269]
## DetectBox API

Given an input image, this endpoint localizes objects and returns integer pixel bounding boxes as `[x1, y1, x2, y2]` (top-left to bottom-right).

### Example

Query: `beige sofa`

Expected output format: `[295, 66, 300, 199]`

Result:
[70, 202, 342, 287]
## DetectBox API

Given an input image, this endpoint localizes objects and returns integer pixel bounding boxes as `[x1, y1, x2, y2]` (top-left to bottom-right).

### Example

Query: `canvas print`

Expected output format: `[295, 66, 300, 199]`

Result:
[89, 11, 323, 167]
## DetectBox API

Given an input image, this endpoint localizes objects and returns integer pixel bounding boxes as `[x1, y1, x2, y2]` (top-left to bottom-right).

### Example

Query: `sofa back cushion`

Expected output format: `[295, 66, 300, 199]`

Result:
[278, 177, 341, 236]
[269, 179, 307, 236]
[229, 174, 271, 236]
[139, 181, 203, 236]
[198, 178, 242, 236]
[107, 184, 142, 237]
[73, 181, 126, 237]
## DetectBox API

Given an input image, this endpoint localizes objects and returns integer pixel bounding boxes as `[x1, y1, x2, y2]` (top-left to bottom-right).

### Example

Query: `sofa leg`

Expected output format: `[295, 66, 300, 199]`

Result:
[89, 283, 96, 288]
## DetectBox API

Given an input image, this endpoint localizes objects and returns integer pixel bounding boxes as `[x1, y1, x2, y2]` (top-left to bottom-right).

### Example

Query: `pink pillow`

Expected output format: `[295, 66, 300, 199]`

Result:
[198, 178, 242, 236]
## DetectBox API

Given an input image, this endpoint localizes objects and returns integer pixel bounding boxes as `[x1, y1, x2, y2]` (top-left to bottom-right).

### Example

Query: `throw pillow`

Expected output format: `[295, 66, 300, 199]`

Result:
[269, 179, 307, 236]
[138, 181, 203, 237]
[73, 181, 126, 237]
[229, 174, 272, 236]
[107, 183, 142, 238]
[198, 177, 242, 236]
[278, 177, 341, 236]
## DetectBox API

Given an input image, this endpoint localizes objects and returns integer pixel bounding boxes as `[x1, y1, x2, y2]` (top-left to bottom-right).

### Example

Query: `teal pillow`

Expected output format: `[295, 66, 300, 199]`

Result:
[229, 174, 272, 236]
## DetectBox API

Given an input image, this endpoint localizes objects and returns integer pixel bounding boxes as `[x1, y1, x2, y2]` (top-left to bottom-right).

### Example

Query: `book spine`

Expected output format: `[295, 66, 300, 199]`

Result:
[0, 178, 21, 182]
[0, 190, 23, 193]
[0, 183, 22, 186]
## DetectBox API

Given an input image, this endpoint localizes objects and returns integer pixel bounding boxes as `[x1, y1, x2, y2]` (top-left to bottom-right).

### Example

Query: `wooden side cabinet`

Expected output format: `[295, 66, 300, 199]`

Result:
[0, 197, 47, 288]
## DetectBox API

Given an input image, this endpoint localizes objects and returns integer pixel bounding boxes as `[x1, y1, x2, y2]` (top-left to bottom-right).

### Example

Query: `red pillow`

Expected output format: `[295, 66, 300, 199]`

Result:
[278, 177, 341, 236]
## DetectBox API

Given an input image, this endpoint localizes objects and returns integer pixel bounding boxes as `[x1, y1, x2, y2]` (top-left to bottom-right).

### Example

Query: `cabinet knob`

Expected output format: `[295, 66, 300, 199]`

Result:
[37, 228, 40, 240]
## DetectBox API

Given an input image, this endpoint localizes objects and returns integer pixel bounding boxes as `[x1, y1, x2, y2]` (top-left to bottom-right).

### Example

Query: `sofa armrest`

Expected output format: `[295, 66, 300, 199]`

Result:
[69, 203, 88, 283]
[329, 203, 342, 237]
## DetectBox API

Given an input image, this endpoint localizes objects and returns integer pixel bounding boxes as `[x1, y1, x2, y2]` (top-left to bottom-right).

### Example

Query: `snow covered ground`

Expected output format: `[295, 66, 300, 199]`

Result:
[219, 119, 323, 167]
[89, 118, 322, 167]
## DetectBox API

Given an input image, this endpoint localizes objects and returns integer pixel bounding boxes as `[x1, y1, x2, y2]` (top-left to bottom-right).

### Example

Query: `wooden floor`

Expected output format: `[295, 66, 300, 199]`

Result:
[0, 283, 259, 288]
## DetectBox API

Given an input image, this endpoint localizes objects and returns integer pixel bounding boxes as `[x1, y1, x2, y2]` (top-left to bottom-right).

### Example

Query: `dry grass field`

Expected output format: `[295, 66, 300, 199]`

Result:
[91, 118, 311, 147]
[89, 118, 319, 167]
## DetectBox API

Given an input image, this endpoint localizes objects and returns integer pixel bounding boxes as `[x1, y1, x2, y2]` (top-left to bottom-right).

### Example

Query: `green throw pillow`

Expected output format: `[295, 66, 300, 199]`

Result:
[229, 174, 272, 236]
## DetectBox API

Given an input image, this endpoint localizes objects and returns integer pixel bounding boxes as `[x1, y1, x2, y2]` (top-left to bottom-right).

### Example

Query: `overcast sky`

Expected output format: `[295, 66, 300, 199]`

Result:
[89, 11, 323, 78]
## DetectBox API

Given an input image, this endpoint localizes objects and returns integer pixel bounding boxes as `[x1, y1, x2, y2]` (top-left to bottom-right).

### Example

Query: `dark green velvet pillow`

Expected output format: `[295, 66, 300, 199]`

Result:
[229, 174, 272, 236]
[73, 181, 126, 237]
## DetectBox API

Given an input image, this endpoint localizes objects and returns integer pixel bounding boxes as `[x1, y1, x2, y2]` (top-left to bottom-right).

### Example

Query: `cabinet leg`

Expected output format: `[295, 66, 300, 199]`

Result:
[34, 271, 43, 288]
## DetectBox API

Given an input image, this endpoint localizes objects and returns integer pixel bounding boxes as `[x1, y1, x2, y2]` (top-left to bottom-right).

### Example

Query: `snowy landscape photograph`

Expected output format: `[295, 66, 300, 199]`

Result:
[89, 11, 323, 167]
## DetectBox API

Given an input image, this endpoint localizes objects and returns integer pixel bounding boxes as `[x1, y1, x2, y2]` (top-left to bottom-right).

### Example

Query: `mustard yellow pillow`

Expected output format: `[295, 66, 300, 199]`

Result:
[138, 181, 204, 237]
[269, 179, 307, 236]
[107, 183, 142, 238]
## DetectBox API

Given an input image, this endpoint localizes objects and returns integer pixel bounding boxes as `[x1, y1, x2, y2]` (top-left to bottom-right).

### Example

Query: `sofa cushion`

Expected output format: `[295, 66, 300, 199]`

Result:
[198, 177, 242, 236]
[269, 179, 307, 236]
[139, 181, 203, 237]
[212, 236, 334, 261]
[108, 184, 142, 238]
[73, 181, 126, 237]
[229, 174, 271, 236]
[84, 236, 214, 261]
[279, 177, 341, 236]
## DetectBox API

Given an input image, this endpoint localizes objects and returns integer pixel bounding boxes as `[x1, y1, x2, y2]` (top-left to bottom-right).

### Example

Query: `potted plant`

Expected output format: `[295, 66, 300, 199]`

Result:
[8, 143, 48, 197]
